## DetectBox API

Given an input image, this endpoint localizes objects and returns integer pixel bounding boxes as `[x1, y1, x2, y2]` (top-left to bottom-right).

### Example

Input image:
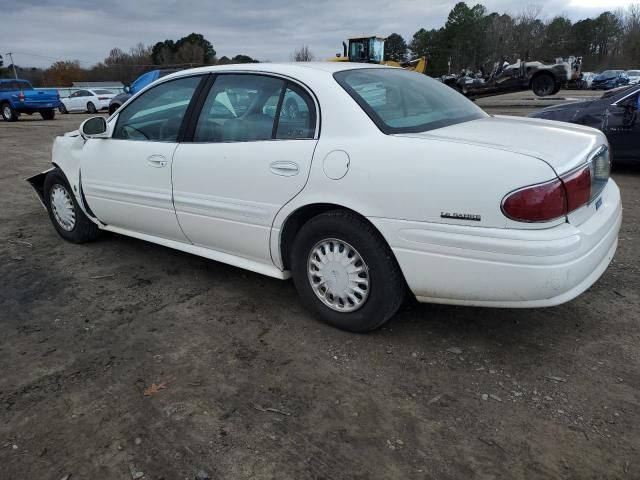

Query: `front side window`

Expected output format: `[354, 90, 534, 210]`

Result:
[113, 76, 201, 142]
[334, 68, 487, 134]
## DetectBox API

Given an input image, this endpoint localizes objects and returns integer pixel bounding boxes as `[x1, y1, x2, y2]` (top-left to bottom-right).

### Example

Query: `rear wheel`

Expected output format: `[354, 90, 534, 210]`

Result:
[44, 169, 99, 243]
[290, 210, 405, 332]
[87, 102, 97, 114]
[532, 73, 556, 97]
[40, 109, 55, 120]
[1, 102, 18, 122]
[108, 103, 120, 115]
[59, 103, 68, 114]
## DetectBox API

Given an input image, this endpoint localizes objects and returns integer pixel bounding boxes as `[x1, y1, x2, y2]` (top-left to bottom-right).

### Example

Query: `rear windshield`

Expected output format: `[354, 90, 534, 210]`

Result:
[627, 70, 640, 76]
[334, 68, 487, 134]
[92, 89, 113, 95]
[0, 81, 33, 91]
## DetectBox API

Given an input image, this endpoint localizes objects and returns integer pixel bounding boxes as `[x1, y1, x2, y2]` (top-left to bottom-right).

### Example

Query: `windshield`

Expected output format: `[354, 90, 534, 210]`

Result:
[334, 68, 487, 134]
[93, 89, 113, 95]
[600, 70, 622, 78]
[0, 81, 33, 91]
[627, 70, 640, 76]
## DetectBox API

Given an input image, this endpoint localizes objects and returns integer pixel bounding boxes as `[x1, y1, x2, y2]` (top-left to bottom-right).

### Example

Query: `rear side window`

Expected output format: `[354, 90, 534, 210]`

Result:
[114, 76, 201, 142]
[334, 68, 486, 134]
[276, 86, 315, 139]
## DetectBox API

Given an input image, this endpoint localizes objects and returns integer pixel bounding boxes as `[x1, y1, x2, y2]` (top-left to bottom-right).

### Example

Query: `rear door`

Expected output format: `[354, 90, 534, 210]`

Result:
[171, 73, 319, 264]
[604, 89, 640, 160]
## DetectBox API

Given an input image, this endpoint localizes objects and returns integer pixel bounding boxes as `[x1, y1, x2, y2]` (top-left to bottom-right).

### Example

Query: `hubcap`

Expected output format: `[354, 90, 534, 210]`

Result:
[50, 184, 76, 231]
[307, 238, 370, 312]
[3, 106, 11, 118]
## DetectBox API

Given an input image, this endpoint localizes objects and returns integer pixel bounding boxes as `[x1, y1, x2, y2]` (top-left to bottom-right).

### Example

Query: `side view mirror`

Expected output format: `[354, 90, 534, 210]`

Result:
[80, 116, 108, 139]
[123, 85, 130, 94]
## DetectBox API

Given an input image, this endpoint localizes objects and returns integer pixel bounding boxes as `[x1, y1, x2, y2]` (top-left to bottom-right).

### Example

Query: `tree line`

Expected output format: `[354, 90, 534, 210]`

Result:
[389, 2, 640, 76]
[0, 33, 258, 86]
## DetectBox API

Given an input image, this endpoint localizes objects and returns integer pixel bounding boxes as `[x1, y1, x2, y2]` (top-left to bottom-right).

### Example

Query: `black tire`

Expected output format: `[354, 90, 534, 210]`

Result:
[532, 73, 556, 97]
[1, 102, 18, 122]
[290, 210, 406, 332]
[87, 102, 97, 114]
[40, 109, 55, 120]
[59, 103, 68, 114]
[43, 169, 99, 244]
[108, 103, 120, 116]
[551, 83, 562, 95]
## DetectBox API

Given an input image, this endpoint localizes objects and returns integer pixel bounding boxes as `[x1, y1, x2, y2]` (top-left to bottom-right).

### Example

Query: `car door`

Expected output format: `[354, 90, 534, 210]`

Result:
[66, 91, 82, 111]
[172, 73, 319, 264]
[80, 74, 204, 241]
[603, 90, 639, 160]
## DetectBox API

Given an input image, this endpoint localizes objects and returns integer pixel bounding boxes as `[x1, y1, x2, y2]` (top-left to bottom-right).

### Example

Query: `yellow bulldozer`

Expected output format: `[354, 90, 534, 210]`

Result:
[330, 36, 427, 74]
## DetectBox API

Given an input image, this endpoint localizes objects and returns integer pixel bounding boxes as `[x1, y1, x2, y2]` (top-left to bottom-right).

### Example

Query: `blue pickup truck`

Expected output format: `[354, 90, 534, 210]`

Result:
[0, 79, 60, 121]
[108, 69, 180, 115]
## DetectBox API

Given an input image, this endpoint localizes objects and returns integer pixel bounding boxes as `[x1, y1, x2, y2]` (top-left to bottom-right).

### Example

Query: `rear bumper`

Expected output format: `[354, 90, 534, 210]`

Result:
[370, 180, 622, 308]
[16, 102, 60, 112]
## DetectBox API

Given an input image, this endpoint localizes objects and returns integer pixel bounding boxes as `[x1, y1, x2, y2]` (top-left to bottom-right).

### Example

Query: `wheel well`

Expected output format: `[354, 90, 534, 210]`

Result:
[279, 203, 385, 270]
[530, 70, 556, 86]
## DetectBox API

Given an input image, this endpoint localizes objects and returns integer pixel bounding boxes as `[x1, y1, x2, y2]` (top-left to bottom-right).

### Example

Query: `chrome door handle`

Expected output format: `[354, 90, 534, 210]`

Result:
[269, 161, 299, 176]
[147, 155, 167, 168]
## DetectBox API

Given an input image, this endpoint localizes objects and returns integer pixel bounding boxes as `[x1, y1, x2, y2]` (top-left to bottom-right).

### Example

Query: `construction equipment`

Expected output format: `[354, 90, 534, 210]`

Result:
[330, 36, 427, 74]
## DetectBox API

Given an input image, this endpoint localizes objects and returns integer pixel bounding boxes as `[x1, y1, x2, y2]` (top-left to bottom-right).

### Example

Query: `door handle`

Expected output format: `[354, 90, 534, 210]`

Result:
[269, 161, 299, 176]
[147, 155, 167, 168]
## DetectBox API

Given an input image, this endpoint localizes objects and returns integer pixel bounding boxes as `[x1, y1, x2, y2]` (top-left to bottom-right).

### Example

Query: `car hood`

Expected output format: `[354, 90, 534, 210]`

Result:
[397, 116, 604, 175]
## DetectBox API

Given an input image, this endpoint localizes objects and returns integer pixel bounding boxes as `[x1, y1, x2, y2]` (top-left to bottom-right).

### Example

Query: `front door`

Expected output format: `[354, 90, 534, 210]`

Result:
[172, 73, 319, 263]
[81, 75, 204, 241]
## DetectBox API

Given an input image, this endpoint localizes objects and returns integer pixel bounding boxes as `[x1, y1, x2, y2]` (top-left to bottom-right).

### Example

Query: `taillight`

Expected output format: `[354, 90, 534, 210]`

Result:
[18, 91, 25, 102]
[502, 146, 610, 223]
[502, 178, 566, 222]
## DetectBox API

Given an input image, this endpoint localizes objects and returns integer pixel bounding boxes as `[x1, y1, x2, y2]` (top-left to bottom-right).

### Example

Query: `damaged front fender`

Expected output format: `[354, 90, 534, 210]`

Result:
[26, 167, 55, 209]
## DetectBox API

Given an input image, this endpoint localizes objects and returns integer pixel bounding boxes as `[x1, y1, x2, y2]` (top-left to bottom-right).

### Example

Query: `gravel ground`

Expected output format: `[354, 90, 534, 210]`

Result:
[1, 92, 639, 480]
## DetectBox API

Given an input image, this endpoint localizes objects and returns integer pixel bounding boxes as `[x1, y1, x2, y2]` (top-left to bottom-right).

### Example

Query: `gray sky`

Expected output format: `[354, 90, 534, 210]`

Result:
[1, 0, 636, 68]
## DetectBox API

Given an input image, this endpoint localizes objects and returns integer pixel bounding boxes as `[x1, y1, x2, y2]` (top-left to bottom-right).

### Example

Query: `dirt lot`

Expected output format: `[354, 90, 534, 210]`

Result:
[1, 92, 639, 480]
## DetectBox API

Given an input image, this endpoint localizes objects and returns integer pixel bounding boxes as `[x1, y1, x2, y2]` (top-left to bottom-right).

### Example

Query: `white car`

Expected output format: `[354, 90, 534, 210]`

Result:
[626, 70, 640, 85]
[28, 63, 622, 332]
[59, 89, 116, 114]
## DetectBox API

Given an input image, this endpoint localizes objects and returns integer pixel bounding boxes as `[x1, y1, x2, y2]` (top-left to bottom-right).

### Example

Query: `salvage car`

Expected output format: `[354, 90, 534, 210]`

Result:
[591, 70, 629, 90]
[442, 57, 582, 98]
[27, 63, 622, 332]
[530, 84, 640, 162]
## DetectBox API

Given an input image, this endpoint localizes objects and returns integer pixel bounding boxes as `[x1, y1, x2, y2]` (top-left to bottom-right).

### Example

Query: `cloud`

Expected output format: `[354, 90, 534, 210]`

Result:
[0, 0, 626, 69]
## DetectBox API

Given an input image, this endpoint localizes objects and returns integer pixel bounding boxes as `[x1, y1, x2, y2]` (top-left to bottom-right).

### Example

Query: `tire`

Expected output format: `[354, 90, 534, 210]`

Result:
[1, 102, 18, 122]
[43, 169, 99, 244]
[108, 103, 120, 116]
[87, 102, 97, 114]
[59, 103, 68, 114]
[551, 83, 561, 95]
[40, 109, 55, 120]
[290, 210, 406, 332]
[532, 73, 556, 97]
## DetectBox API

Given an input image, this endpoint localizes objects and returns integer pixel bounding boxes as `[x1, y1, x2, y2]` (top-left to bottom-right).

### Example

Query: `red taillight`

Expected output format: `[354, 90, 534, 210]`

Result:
[562, 165, 591, 212]
[502, 147, 610, 223]
[18, 91, 25, 101]
[502, 178, 567, 222]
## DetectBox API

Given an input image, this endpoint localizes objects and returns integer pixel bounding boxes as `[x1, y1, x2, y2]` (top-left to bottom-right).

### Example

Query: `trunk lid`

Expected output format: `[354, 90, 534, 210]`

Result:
[398, 115, 605, 176]
[22, 89, 59, 107]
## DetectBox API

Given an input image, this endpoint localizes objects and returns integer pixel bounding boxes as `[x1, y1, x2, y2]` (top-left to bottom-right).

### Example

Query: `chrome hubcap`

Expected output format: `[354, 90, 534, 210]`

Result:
[50, 184, 76, 231]
[3, 106, 11, 118]
[307, 238, 370, 312]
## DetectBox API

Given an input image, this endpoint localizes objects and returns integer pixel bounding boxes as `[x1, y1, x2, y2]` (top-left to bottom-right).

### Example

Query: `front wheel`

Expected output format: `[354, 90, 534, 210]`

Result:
[44, 169, 99, 243]
[40, 109, 55, 120]
[290, 210, 406, 332]
[87, 102, 97, 114]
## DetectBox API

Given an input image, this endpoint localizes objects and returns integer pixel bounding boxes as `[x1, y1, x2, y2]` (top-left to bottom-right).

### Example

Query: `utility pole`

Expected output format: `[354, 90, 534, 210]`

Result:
[7, 52, 18, 79]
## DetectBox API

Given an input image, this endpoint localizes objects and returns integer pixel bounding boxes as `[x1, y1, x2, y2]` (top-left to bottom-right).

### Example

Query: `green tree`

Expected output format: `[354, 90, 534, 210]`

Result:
[543, 16, 573, 58]
[384, 33, 407, 62]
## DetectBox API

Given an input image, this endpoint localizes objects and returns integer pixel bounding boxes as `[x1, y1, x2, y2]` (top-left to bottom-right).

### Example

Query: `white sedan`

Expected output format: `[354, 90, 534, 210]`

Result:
[28, 63, 622, 332]
[59, 89, 116, 114]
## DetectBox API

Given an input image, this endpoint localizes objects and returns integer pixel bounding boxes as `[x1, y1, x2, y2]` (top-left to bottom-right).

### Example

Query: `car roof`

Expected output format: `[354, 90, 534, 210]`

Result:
[163, 61, 392, 80]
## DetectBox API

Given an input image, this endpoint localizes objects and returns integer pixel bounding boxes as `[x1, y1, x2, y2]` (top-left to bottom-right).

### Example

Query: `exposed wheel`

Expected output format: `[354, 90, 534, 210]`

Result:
[532, 73, 556, 97]
[87, 102, 97, 114]
[44, 169, 99, 243]
[285, 98, 299, 119]
[109, 103, 120, 116]
[1, 102, 18, 121]
[551, 83, 562, 95]
[40, 109, 55, 120]
[290, 210, 406, 332]
[59, 103, 68, 114]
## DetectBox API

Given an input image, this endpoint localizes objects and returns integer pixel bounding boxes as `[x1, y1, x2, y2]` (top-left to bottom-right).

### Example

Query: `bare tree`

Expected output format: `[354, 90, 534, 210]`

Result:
[291, 45, 315, 62]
